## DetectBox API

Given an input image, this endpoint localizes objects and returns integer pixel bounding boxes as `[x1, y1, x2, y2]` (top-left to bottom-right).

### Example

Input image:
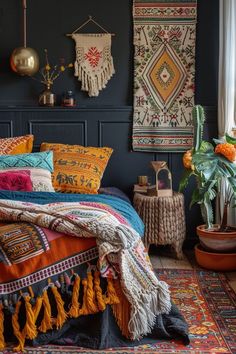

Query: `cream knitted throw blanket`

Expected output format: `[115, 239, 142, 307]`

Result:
[72, 33, 115, 97]
[0, 200, 171, 340]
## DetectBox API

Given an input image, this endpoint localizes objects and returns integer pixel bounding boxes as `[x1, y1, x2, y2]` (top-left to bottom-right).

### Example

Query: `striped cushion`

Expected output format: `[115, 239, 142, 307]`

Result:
[0, 135, 34, 155]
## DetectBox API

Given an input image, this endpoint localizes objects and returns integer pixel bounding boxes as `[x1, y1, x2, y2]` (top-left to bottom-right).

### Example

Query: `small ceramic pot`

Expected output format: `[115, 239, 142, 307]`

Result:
[196, 224, 236, 252]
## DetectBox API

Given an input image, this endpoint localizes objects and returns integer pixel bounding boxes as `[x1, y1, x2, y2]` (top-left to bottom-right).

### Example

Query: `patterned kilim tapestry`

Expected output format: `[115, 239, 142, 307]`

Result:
[132, 0, 197, 152]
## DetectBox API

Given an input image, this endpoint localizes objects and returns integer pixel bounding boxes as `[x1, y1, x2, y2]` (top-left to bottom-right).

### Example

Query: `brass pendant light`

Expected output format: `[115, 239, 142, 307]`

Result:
[10, 0, 39, 76]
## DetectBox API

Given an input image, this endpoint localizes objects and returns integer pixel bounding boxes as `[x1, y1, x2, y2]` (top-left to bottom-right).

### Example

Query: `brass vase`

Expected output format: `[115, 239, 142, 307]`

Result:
[39, 84, 56, 107]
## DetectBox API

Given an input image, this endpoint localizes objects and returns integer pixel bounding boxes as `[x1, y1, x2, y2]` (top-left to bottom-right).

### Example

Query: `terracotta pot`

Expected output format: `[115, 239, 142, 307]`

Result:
[196, 224, 236, 252]
[195, 244, 236, 271]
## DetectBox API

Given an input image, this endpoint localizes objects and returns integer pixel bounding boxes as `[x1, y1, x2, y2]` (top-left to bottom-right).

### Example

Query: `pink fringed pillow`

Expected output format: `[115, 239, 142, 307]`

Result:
[0, 171, 33, 191]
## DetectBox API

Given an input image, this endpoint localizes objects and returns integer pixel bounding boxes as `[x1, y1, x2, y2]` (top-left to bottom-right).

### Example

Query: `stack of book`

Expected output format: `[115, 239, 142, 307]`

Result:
[133, 184, 148, 194]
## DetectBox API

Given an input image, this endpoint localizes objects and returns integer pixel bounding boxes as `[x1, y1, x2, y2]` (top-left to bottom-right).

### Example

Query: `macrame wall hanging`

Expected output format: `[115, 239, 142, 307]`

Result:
[67, 16, 115, 97]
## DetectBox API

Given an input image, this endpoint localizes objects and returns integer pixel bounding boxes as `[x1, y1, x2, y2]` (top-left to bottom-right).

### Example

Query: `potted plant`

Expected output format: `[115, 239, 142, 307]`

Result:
[179, 105, 236, 270]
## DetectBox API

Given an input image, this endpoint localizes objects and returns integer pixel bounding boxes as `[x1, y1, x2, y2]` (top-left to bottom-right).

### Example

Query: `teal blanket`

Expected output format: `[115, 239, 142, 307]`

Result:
[0, 190, 144, 236]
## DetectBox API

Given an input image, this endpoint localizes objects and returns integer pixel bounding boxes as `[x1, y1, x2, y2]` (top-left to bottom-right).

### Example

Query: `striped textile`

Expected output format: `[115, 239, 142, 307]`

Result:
[0, 199, 171, 342]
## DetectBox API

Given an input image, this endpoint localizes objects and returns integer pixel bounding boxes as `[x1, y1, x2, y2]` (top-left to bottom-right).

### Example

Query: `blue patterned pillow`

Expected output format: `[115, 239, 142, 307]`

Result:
[0, 151, 53, 172]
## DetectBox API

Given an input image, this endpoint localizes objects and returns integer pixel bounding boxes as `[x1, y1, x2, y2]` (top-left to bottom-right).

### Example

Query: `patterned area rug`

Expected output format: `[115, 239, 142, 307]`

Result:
[132, 0, 197, 152]
[4, 269, 236, 354]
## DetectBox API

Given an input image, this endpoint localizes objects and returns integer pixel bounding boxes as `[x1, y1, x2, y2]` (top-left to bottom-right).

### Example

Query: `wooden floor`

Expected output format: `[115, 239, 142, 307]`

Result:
[150, 249, 236, 293]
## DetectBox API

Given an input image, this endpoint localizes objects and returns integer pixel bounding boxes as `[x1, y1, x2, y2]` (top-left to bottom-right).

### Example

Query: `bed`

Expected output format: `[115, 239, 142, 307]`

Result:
[0, 136, 189, 352]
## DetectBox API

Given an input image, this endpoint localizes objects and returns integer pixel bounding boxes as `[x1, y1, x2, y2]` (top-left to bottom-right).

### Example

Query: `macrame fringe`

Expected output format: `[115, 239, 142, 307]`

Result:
[128, 280, 171, 340]
[74, 59, 115, 97]
[1, 268, 122, 352]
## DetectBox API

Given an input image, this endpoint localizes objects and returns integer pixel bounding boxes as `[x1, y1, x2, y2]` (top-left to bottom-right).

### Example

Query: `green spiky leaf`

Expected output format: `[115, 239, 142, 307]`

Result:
[192, 105, 205, 152]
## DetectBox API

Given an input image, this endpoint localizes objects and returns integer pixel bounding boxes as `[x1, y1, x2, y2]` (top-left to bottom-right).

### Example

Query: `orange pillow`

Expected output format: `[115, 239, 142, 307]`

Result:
[40, 143, 113, 194]
[0, 135, 34, 155]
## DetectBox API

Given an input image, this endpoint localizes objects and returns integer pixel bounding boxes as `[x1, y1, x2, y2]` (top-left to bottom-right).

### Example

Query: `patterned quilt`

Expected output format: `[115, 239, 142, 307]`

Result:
[0, 191, 173, 352]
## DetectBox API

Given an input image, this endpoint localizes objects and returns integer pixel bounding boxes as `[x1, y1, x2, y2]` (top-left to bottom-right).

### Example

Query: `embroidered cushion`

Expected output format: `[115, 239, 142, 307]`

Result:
[0, 168, 55, 192]
[0, 135, 34, 155]
[0, 151, 54, 172]
[40, 143, 113, 194]
[0, 223, 50, 265]
[0, 171, 33, 191]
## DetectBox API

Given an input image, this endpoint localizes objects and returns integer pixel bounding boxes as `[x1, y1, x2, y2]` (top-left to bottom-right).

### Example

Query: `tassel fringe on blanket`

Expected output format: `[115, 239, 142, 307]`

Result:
[0, 199, 171, 348]
[72, 33, 115, 97]
[0, 268, 123, 352]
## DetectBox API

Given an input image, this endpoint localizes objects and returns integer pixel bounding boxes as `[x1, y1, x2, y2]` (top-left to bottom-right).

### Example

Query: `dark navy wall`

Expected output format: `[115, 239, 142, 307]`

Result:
[0, 0, 133, 106]
[195, 0, 219, 106]
[0, 0, 219, 246]
[0, 0, 218, 107]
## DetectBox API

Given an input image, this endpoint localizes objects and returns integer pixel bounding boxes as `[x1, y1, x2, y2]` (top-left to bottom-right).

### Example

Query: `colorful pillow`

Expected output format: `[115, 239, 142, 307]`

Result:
[0, 135, 34, 155]
[0, 151, 54, 172]
[40, 143, 113, 194]
[0, 171, 33, 191]
[0, 168, 55, 192]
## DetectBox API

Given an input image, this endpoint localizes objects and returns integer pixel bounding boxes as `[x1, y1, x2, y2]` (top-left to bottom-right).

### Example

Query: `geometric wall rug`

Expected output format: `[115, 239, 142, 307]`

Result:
[5, 269, 235, 353]
[132, 1, 197, 152]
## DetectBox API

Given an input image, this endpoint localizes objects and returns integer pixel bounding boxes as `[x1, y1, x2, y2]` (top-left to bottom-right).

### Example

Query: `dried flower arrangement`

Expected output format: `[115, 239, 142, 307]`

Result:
[32, 49, 73, 90]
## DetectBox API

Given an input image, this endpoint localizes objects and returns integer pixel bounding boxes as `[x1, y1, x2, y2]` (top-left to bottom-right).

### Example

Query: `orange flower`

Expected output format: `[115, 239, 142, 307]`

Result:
[183, 150, 194, 170]
[215, 143, 236, 162]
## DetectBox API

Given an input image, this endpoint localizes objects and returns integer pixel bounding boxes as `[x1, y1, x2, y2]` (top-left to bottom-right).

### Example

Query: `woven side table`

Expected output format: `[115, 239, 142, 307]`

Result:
[133, 192, 186, 259]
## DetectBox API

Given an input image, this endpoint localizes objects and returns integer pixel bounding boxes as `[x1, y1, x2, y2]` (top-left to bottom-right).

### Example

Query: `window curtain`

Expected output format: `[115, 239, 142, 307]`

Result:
[218, 0, 236, 225]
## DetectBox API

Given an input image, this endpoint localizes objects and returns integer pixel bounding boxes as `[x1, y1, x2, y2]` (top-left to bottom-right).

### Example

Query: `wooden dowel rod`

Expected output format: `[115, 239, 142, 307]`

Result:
[66, 33, 115, 37]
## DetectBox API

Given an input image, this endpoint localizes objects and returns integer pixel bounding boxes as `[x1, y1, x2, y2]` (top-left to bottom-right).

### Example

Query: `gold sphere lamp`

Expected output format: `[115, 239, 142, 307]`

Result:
[10, 0, 39, 76]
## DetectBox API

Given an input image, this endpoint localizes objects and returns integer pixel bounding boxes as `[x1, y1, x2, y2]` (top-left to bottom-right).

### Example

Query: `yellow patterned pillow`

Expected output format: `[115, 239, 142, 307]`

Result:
[40, 143, 113, 194]
[0, 135, 34, 155]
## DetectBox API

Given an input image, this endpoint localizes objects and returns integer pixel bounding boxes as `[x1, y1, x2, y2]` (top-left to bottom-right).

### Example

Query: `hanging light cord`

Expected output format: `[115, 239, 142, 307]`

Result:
[23, 0, 27, 48]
